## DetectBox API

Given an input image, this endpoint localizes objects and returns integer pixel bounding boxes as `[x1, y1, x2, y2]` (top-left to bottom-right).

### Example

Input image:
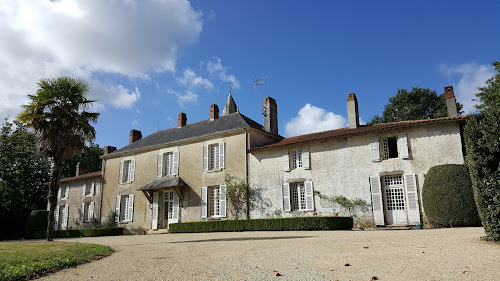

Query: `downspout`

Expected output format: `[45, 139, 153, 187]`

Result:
[99, 158, 105, 225]
[244, 128, 250, 220]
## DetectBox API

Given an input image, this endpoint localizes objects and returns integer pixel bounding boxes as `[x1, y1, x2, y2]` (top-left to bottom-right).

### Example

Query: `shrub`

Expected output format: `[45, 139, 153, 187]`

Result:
[422, 164, 481, 227]
[25, 210, 48, 239]
[34, 227, 123, 239]
[169, 216, 353, 233]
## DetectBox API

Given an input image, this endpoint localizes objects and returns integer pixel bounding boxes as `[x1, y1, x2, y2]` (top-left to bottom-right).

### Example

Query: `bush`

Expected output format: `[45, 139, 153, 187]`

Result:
[34, 227, 123, 239]
[169, 216, 353, 233]
[465, 110, 500, 241]
[25, 210, 48, 239]
[422, 164, 481, 227]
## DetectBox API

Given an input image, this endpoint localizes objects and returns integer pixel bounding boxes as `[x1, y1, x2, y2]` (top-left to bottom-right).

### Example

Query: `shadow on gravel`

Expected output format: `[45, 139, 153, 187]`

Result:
[171, 236, 313, 244]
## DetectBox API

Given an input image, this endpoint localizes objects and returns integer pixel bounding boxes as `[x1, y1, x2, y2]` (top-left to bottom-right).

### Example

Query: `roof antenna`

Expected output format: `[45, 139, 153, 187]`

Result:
[250, 75, 269, 116]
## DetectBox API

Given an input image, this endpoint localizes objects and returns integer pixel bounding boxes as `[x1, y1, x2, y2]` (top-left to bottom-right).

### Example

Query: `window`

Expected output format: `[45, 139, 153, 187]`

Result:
[370, 132, 409, 162]
[291, 182, 306, 211]
[200, 185, 226, 218]
[282, 147, 310, 172]
[282, 181, 314, 212]
[382, 137, 398, 159]
[292, 149, 303, 169]
[203, 142, 225, 171]
[209, 186, 221, 217]
[115, 194, 134, 222]
[59, 186, 69, 199]
[157, 151, 179, 177]
[81, 202, 95, 222]
[83, 181, 95, 197]
[119, 159, 135, 183]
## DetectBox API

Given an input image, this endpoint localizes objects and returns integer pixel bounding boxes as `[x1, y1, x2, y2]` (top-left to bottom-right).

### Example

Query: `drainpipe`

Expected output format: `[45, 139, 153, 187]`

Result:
[244, 128, 250, 220]
[99, 158, 105, 225]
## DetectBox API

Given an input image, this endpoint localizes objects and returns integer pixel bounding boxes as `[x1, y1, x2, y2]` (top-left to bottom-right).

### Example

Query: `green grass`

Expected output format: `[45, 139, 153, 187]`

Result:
[0, 241, 113, 281]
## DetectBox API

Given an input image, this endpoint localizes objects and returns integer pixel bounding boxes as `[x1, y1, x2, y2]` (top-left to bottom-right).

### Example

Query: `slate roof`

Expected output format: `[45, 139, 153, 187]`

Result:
[106, 113, 267, 157]
[138, 177, 187, 191]
[250, 115, 468, 151]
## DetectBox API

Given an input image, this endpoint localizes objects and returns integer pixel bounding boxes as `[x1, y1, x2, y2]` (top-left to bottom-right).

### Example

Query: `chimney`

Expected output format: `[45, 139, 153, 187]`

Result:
[75, 162, 86, 177]
[178, 112, 187, 128]
[129, 129, 142, 144]
[210, 104, 219, 120]
[264, 96, 278, 135]
[444, 86, 458, 117]
[104, 146, 117, 155]
[347, 92, 360, 129]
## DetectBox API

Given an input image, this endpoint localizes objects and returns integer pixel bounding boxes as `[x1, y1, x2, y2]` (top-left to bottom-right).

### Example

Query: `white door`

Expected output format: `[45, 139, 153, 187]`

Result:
[383, 175, 407, 225]
[162, 191, 179, 228]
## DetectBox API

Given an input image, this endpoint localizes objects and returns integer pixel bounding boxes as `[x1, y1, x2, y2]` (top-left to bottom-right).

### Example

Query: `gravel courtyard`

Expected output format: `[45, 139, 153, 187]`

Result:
[39, 227, 499, 281]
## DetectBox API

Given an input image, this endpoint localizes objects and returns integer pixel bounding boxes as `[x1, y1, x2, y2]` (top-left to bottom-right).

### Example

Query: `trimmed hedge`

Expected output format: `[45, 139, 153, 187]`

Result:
[422, 164, 481, 227]
[169, 216, 353, 233]
[34, 227, 123, 239]
[25, 210, 48, 239]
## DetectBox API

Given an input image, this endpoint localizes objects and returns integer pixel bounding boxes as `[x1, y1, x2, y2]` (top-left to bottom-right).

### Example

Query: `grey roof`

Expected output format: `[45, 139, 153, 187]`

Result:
[107, 112, 266, 156]
[222, 93, 239, 116]
[138, 177, 187, 191]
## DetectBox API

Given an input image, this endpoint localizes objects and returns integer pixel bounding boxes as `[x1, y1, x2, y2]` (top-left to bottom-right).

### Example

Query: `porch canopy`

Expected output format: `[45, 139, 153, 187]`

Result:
[138, 177, 187, 203]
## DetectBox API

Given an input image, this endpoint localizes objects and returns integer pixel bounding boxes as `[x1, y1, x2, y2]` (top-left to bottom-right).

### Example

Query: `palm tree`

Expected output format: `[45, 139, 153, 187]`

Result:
[18, 77, 99, 241]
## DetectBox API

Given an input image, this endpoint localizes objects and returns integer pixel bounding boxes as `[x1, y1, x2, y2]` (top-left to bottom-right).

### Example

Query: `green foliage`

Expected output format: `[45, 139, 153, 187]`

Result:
[0, 241, 113, 281]
[169, 216, 353, 233]
[314, 191, 369, 217]
[422, 164, 481, 227]
[224, 174, 249, 219]
[369, 87, 463, 124]
[474, 61, 500, 112]
[25, 211, 49, 239]
[33, 227, 123, 239]
[61, 144, 103, 178]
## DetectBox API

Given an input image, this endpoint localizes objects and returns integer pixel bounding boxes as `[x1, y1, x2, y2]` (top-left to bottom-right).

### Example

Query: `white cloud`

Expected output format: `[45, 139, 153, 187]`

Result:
[168, 90, 198, 108]
[89, 80, 141, 109]
[0, 0, 202, 119]
[207, 57, 240, 88]
[285, 104, 347, 137]
[177, 68, 214, 89]
[439, 63, 495, 113]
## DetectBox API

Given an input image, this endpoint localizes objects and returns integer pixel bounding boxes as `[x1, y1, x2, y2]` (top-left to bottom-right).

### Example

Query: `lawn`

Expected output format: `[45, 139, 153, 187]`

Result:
[0, 241, 113, 281]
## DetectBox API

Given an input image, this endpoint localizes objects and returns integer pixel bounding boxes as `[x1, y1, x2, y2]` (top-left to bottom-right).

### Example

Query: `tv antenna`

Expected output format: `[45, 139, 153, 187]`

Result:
[250, 75, 269, 116]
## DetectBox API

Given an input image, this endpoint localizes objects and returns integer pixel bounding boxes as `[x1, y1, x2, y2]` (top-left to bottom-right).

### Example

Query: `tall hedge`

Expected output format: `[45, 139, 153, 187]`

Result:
[25, 210, 48, 239]
[422, 164, 481, 227]
[464, 110, 500, 241]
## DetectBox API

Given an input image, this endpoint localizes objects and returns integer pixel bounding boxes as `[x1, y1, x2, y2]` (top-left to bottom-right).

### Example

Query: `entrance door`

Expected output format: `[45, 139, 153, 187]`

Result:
[162, 191, 179, 228]
[383, 175, 407, 225]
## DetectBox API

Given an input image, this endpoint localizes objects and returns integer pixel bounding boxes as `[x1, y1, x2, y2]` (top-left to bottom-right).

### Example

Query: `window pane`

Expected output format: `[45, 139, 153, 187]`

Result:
[292, 183, 299, 211]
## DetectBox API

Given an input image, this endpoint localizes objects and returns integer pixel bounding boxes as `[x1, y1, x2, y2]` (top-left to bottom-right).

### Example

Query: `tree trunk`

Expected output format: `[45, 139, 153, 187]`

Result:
[46, 158, 62, 241]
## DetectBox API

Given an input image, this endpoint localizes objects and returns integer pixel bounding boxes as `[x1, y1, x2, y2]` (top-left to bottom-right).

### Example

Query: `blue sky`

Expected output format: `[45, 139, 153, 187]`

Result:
[0, 1, 498, 149]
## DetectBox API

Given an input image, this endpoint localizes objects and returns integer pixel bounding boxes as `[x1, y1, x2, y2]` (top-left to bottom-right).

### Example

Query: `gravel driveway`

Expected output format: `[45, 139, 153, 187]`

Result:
[39, 227, 499, 281]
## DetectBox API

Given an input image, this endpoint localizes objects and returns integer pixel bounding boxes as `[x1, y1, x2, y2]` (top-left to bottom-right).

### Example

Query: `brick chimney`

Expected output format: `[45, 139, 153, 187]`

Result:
[129, 129, 142, 144]
[104, 146, 117, 155]
[264, 96, 278, 135]
[444, 86, 458, 117]
[178, 112, 187, 128]
[210, 104, 219, 120]
[75, 162, 86, 177]
[347, 92, 360, 129]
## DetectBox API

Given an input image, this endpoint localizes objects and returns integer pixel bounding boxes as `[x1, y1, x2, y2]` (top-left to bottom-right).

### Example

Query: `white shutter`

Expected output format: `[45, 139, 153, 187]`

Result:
[173, 151, 179, 175]
[63, 205, 69, 230]
[282, 151, 290, 172]
[89, 202, 95, 222]
[81, 203, 85, 222]
[65, 186, 69, 198]
[127, 194, 134, 221]
[57, 188, 61, 200]
[302, 147, 310, 170]
[282, 183, 291, 212]
[90, 182, 95, 196]
[304, 181, 314, 211]
[201, 186, 207, 218]
[171, 192, 179, 224]
[115, 196, 121, 222]
[82, 184, 86, 197]
[398, 132, 409, 159]
[370, 176, 385, 225]
[157, 154, 163, 177]
[220, 184, 227, 217]
[54, 205, 60, 230]
[130, 160, 135, 182]
[370, 136, 381, 162]
[203, 145, 208, 171]
[152, 192, 159, 230]
[405, 174, 421, 225]
[119, 161, 124, 183]
[219, 142, 225, 169]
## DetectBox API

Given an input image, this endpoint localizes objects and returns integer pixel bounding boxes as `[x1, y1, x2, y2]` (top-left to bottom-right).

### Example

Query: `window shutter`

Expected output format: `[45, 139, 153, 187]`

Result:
[173, 151, 179, 175]
[128, 194, 134, 221]
[201, 186, 207, 218]
[219, 142, 225, 169]
[398, 132, 409, 159]
[304, 181, 314, 210]
[282, 151, 290, 172]
[152, 192, 159, 230]
[65, 186, 69, 198]
[58, 188, 61, 200]
[370, 176, 385, 225]
[54, 205, 60, 230]
[130, 160, 136, 182]
[157, 154, 163, 177]
[115, 196, 121, 222]
[220, 184, 227, 217]
[302, 147, 310, 170]
[119, 161, 124, 183]
[370, 137, 381, 162]
[81, 203, 85, 222]
[90, 182, 95, 196]
[171, 192, 179, 224]
[82, 184, 86, 197]
[282, 183, 291, 212]
[203, 145, 208, 171]
[89, 202, 94, 222]
[63, 205, 69, 230]
[404, 174, 421, 225]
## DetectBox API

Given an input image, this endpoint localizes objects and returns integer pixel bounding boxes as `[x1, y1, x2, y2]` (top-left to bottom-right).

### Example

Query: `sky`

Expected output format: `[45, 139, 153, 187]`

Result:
[0, 0, 498, 149]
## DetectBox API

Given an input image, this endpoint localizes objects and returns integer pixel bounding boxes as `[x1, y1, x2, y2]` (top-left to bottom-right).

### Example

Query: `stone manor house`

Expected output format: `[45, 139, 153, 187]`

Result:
[52, 86, 466, 231]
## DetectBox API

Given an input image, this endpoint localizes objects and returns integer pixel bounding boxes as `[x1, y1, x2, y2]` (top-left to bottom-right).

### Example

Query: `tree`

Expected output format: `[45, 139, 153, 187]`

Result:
[0, 120, 50, 239]
[18, 77, 99, 241]
[475, 61, 500, 112]
[368, 87, 463, 124]
[61, 144, 103, 178]
[224, 174, 249, 220]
